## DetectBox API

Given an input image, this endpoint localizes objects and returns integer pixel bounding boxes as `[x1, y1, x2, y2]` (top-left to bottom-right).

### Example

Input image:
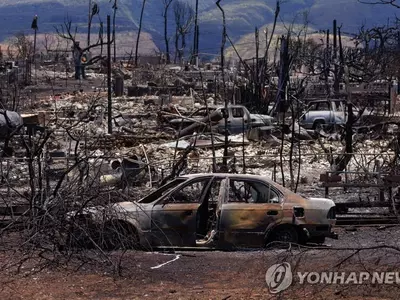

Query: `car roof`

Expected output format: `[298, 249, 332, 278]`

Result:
[308, 99, 343, 103]
[178, 173, 305, 203]
[179, 173, 272, 182]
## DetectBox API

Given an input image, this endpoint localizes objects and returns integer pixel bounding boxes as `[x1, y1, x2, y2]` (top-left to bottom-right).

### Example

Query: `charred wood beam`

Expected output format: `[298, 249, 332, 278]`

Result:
[177, 110, 223, 138]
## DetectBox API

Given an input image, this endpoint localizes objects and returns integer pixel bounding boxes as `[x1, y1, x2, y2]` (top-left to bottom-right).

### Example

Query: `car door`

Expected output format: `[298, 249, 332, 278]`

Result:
[332, 101, 344, 125]
[325, 101, 334, 125]
[301, 102, 319, 128]
[218, 178, 283, 247]
[315, 101, 333, 125]
[150, 177, 213, 247]
[229, 106, 249, 134]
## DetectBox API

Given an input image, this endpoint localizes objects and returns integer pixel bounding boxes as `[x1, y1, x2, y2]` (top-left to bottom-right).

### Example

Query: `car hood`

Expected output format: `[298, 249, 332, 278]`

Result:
[250, 113, 274, 120]
[169, 117, 201, 123]
[113, 201, 151, 213]
[250, 114, 275, 124]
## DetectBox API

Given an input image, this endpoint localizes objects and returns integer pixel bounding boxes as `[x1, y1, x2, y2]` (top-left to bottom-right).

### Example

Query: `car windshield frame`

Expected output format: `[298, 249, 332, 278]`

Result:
[189, 107, 216, 117]
[137, 178, 187, 204]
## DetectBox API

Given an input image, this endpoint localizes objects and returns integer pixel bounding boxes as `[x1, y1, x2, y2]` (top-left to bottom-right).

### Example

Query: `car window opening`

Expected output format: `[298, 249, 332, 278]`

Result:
[227, 180, 280, 204]
[138, 178, 186, 203]
[168, 178, 210, 203]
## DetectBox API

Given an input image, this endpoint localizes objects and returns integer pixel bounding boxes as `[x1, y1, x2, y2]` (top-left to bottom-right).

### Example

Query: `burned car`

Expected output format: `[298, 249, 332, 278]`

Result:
[72, 173, 337, 250]
[169, 105, 275, 135]
[299, 99, 371, 130]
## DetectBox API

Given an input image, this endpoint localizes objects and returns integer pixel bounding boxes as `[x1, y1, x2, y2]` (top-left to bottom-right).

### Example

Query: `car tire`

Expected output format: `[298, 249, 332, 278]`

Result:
[272, 226, 299, 244]
[102, 221, 139, 250]
[313, 120, 325, 131]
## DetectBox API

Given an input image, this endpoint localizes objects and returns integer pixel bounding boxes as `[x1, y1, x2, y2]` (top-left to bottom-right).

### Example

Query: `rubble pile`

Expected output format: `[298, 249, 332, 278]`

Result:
[2, 62, 400, 204]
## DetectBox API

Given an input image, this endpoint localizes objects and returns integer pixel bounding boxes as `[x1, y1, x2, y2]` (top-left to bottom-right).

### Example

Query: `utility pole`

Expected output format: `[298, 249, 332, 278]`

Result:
[216, 0, 228, 169]
[333, 19, 339, 94]
[193, 0, 199, 66]
[107, 15, 112, 134]
[344, 65, 353, 167]
[338, 26, 344, 89]
[112, 0, 118, 62]
[325, 29, 330, 96]
[88, 0, 92, 47]
[31, 15, 38, 62]
[31, 15, 38, 84]
[277, 35, 289, 123]
[255, 27, 259, 101]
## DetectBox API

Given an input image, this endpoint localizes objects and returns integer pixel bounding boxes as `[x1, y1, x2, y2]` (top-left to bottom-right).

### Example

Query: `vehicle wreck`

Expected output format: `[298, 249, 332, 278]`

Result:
[168, 105, 276, 135]
[299, 99, 371, 131]
[71, 173, 337, 250]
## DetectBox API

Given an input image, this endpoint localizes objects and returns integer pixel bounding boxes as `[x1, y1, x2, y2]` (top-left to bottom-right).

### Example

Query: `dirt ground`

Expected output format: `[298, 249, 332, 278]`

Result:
[1, 226, 400, 300]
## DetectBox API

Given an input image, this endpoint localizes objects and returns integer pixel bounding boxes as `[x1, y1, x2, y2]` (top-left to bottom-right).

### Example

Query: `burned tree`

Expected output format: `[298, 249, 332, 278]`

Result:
[55, 18, 114, 66]
[135, 0, 147, 67]
[192, 0, 199, 65]
[42, 33, 58, 54]
[173, 0, 194, 63]
[359, 0, 400, 7]
[162, 0, 174, 64]
[10, 32, 34, 60]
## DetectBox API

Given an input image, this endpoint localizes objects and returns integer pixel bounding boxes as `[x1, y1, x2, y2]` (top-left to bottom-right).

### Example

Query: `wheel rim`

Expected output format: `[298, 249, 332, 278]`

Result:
[276, 229, 297, 243]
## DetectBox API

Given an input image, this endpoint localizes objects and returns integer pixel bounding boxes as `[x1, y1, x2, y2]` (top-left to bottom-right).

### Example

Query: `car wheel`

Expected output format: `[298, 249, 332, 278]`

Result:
[313, 121, 325, 131]
[102, 221, 139, 250]
[272, 226, 299, 244]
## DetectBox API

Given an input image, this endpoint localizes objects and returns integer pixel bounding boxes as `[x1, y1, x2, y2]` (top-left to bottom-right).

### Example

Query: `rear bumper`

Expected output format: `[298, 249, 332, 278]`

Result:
[301, 224, 338, 239]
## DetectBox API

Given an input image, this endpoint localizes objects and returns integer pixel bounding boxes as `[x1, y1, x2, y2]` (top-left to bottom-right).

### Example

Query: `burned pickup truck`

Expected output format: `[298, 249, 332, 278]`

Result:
[299, 99, 371, 131]
[168, 105, 276, 135]
[69, 173, 337, 250]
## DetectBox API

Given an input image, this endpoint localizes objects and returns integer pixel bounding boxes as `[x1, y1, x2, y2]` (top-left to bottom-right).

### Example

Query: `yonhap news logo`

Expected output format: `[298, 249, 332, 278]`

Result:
[265, 262, 400, 294]
[265, 263, 293, 294]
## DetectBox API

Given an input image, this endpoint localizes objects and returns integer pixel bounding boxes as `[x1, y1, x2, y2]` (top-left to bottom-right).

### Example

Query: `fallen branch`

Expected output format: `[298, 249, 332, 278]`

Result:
[140, 144, 152, 188]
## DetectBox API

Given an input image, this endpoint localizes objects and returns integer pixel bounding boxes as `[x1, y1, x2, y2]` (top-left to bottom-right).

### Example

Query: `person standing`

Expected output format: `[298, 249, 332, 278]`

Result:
[72, 42, 86, 80]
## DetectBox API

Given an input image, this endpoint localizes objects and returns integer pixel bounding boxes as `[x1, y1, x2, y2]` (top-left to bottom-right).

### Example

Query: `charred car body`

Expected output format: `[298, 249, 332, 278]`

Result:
[299, 99, 370, 130]
[71, 173, 337, 250]
[169, 105, 276, 135]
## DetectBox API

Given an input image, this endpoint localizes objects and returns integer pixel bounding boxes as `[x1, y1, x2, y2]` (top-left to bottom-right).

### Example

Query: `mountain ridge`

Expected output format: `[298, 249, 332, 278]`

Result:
[0, 0, 396, 57]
